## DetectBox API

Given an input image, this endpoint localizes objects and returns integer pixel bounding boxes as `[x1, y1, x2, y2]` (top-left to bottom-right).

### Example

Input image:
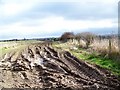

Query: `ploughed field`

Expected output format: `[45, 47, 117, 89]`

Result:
[0, 42, 120, 89]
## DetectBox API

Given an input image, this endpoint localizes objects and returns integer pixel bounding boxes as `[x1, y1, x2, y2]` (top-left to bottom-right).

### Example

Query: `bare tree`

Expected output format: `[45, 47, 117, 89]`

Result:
[60, 32, 75, 42]
[75, 33, 81, 43]
[76, 32, 95, 48]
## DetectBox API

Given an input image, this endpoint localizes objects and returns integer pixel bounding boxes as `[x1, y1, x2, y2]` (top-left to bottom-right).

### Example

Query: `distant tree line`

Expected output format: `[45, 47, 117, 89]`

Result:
[60, 32, 117, 49]
[60, 32, 95, 48]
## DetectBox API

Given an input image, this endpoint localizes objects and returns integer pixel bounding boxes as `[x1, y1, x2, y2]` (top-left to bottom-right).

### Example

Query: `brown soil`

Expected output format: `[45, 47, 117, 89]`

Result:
[0, 43, 120, 90]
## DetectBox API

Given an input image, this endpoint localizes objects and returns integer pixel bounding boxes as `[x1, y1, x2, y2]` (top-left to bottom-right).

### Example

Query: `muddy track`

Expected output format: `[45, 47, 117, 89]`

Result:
[0, 43, 120, 89]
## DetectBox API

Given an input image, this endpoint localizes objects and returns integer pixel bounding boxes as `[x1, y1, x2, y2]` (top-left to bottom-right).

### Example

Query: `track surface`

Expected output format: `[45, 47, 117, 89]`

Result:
[0, 43, 120, 89]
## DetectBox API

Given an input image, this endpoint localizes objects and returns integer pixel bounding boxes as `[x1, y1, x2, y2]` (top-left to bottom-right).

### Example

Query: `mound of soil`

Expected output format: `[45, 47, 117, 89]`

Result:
[0, 43, 120, 89]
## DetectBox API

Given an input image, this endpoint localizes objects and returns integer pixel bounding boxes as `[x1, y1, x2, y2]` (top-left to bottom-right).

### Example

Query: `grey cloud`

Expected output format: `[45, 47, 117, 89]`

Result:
[0, 1, 117, 25]
[22, 2, 117, 20]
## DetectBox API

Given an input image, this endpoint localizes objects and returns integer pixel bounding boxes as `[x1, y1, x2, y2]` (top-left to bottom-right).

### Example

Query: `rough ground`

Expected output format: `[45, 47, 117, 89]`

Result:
[0, 43, 120, 90]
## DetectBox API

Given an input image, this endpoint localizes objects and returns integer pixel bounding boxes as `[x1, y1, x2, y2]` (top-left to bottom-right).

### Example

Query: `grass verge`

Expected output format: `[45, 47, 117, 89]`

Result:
[53, 42, 120, 77]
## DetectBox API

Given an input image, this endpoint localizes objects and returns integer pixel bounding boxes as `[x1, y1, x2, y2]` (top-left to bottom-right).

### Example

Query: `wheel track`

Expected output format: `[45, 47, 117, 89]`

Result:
[44, 47, 70, 69]
[0, 43, 120, 89]
[44, 46, 120, 89]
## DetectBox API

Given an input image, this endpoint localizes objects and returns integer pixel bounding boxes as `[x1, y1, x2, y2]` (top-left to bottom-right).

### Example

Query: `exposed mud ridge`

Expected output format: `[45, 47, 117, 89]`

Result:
[0, 43, 120, 89]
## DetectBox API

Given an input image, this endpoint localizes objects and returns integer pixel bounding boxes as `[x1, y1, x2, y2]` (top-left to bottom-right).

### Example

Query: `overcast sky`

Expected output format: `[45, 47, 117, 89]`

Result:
[0, 0, 118, 40]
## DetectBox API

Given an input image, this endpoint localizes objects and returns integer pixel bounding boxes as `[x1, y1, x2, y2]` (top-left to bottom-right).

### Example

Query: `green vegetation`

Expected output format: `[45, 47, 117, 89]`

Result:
[53, 42, 120, 76]
[0, 44, 27, 57]
[71, 50, 120, 76]
[0, 47, 12, 56]
[0, 40, 39, 57]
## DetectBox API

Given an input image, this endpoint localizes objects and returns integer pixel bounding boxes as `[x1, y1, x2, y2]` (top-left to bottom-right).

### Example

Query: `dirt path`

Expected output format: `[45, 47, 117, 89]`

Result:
[0, 43, 120, 89]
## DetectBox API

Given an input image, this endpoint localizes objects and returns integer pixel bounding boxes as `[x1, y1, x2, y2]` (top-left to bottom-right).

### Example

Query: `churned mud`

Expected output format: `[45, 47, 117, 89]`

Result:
[0, 43, 120, 89]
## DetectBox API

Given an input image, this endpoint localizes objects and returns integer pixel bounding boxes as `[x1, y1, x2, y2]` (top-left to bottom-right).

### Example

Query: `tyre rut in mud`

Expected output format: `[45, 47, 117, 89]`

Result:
[0, 43, 120, 89]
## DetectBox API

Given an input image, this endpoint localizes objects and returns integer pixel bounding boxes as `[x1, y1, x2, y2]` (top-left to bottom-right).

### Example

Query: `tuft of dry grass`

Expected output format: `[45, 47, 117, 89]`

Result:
[91, 38, 119, 57]
[68, 37, 119, 60]
[75, 37, 120, 60]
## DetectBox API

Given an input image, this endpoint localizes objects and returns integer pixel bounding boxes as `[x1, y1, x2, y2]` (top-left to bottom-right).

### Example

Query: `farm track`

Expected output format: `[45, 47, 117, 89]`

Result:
[0, 43, 120, 89]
